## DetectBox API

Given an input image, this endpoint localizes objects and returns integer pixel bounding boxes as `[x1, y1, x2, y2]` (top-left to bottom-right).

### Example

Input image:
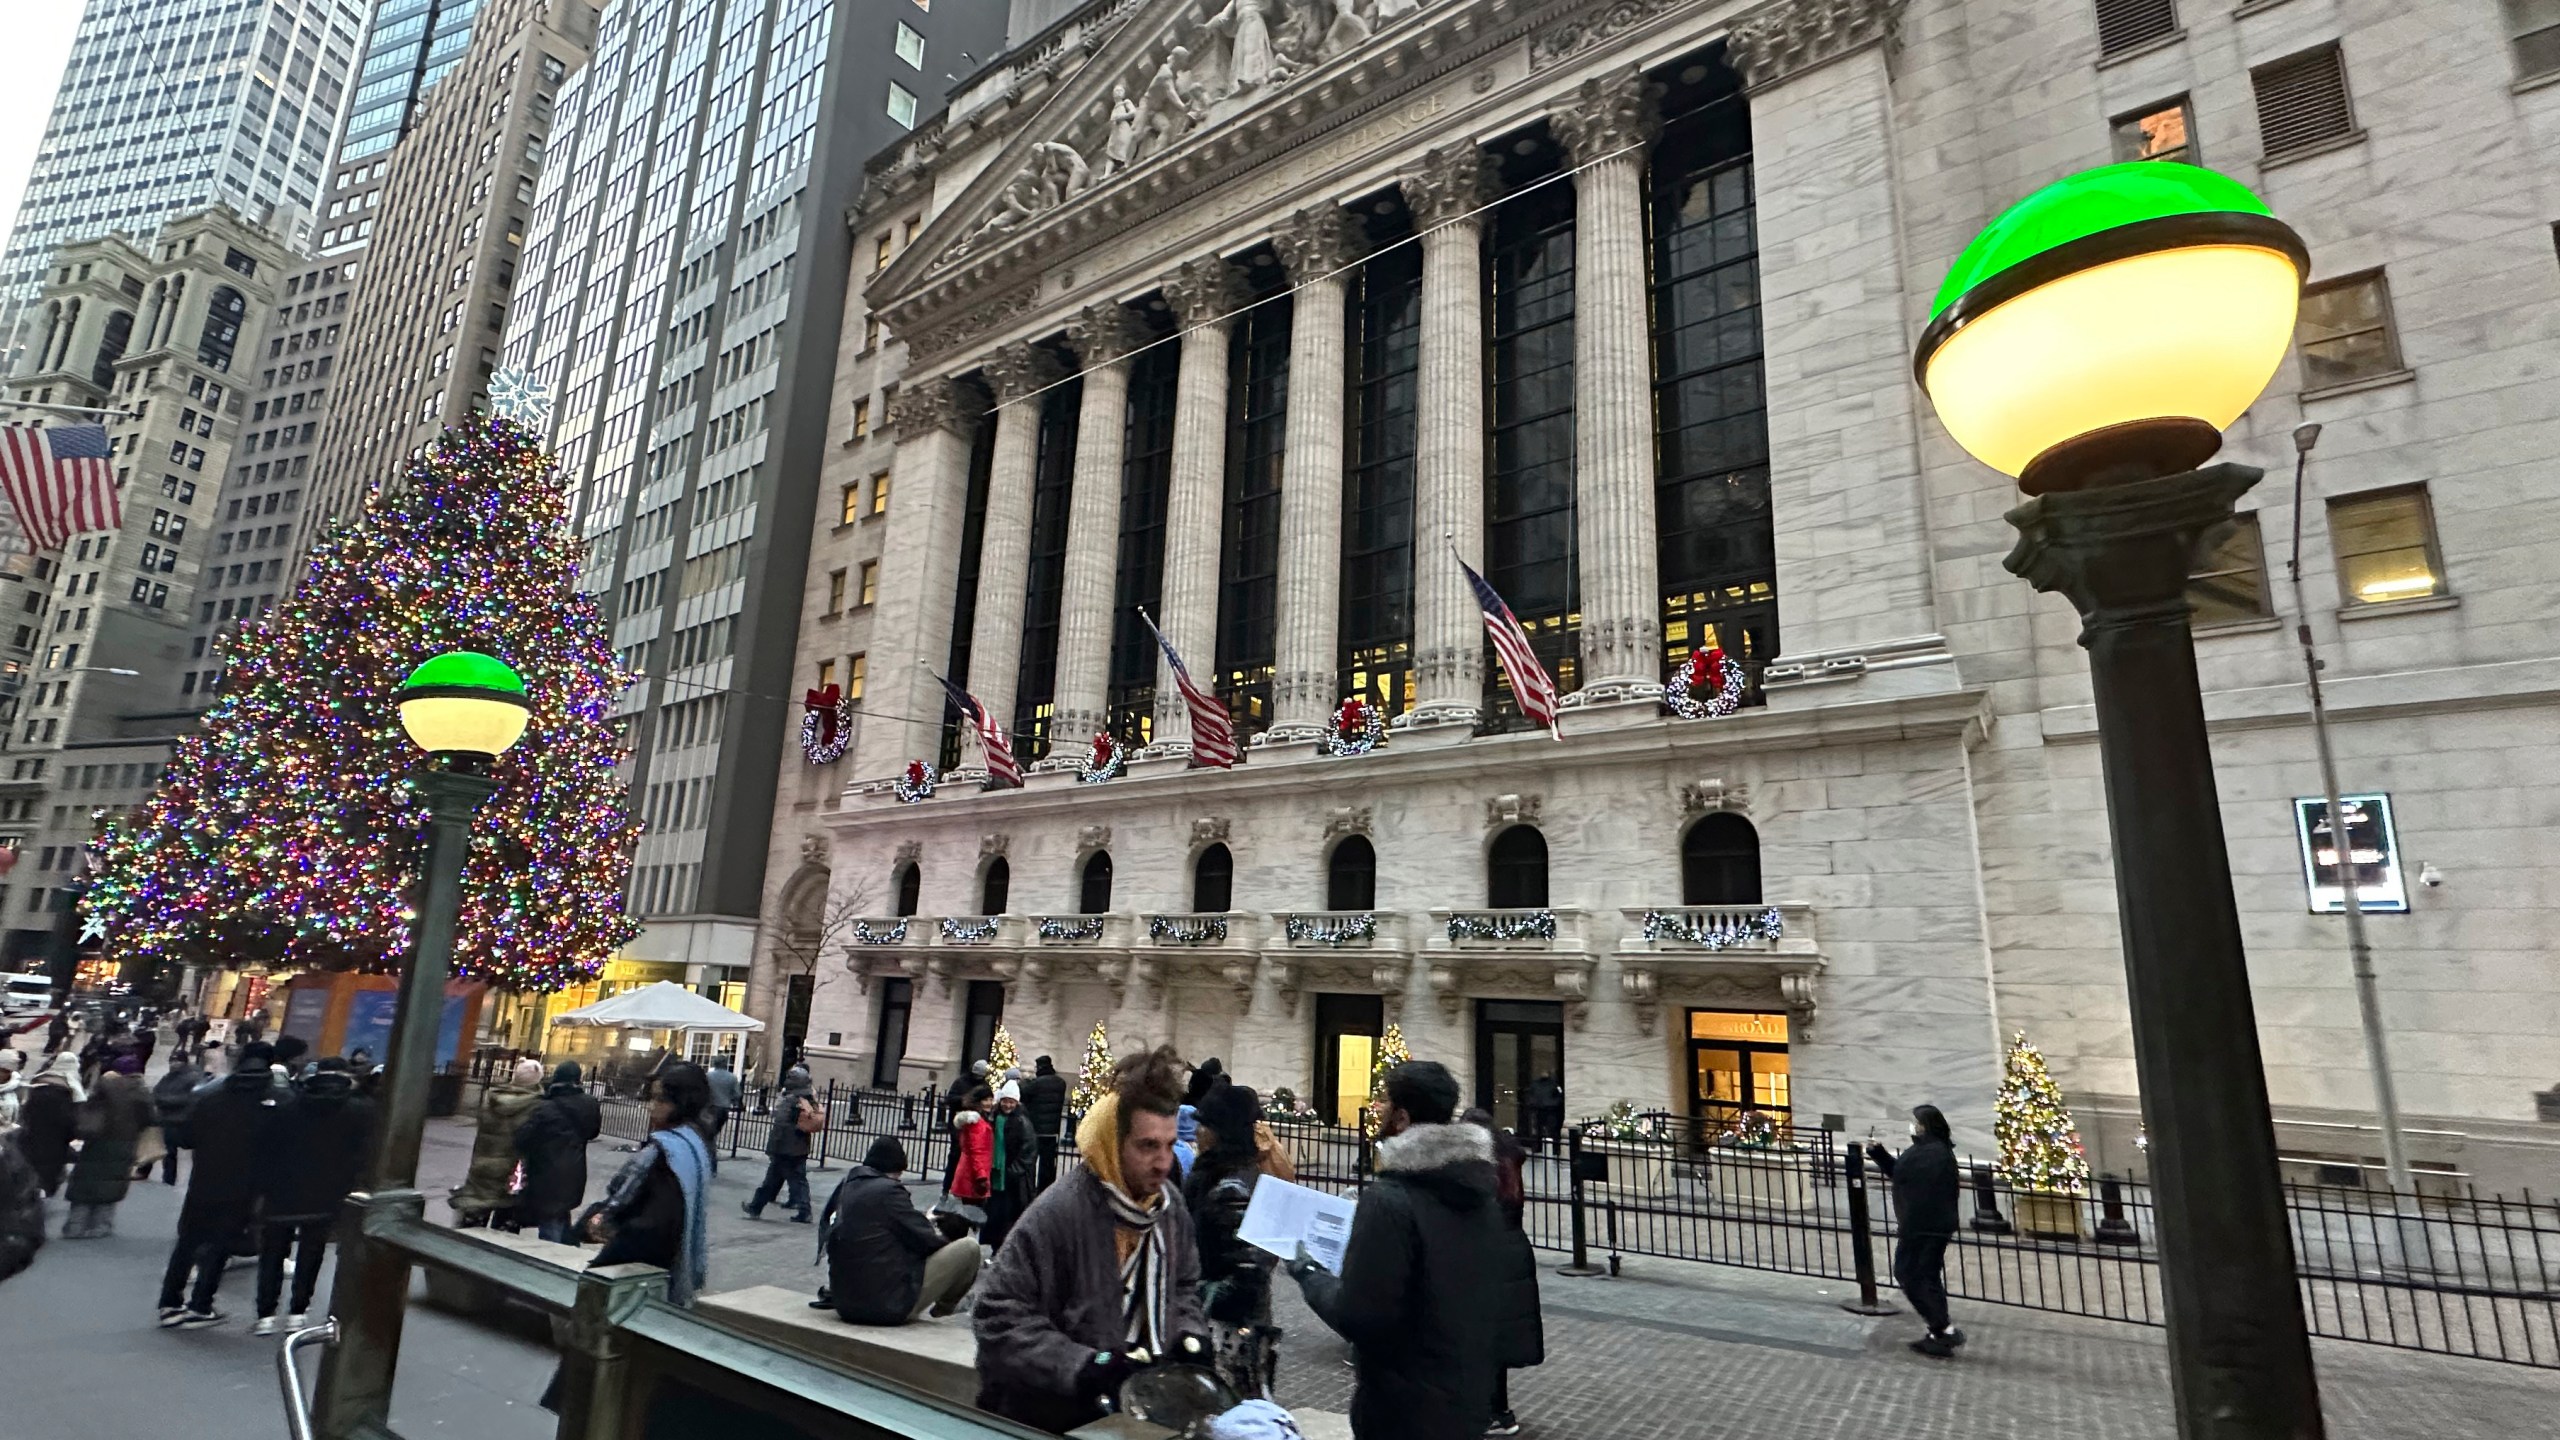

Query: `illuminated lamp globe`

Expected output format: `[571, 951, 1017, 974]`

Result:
[1914, 163, 2308, 494]
[397, 651, 531, 763]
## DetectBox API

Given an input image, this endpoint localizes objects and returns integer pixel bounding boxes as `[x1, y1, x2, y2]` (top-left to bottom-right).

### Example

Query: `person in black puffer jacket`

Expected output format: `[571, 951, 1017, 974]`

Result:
[513, 1062, 603, 1242]
[253, 1058, 375, 1331]
[159, 1046, 285, 1326]
[1186, 1080, 1276, 1400]
[1292, 1062, 1508, 1440]
[1867, 1102, 1964, 1357]
[1020, 1055, 1069, 1192]
[821, 1137, 981, 1324]
[1463, 1108, 1543, 1436]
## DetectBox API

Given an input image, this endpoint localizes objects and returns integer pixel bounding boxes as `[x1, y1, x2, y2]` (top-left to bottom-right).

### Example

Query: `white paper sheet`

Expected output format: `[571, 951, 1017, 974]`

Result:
[1236, 1175, 1359, 1274]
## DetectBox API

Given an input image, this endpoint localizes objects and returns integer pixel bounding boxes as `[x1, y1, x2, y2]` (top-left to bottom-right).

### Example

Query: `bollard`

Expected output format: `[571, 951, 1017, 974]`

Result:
[2095, 1172, 2140, 1245]
[1838, 1140, 1900, 1315]
[1559, 1130, 1607, 1277]
[813, 1083, 834, 1170]
[1968, 1161, 2014, 1234]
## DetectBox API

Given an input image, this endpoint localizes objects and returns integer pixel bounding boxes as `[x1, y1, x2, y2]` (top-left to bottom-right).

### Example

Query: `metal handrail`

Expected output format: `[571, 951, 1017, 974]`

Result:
[276, 1318, 339, 1440]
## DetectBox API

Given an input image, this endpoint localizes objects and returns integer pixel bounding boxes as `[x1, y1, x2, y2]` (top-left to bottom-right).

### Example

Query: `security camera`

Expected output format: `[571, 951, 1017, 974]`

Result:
[2418, 863, 2444, 889]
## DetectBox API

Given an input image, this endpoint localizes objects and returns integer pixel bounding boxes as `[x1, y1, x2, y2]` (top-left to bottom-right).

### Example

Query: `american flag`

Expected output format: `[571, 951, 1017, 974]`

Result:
[1140, 609, 1235, 768]
[932, 672, 1021, 788]
[1458, 555, 1562, 738]
[0, 424, 117, 553]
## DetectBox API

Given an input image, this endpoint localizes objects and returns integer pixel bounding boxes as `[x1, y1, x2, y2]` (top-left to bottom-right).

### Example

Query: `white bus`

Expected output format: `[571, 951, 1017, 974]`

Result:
[2, 971, 54, 1015]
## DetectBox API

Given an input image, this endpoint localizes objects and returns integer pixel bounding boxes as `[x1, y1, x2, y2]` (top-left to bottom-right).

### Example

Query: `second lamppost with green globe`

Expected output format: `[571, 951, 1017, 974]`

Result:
[1916, 163, 2324, 1439]
[315, 651, 531, 1440]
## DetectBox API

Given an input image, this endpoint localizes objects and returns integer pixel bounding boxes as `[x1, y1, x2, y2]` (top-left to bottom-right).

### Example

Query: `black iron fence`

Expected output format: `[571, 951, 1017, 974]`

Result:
[595, 1077, 963, 1181]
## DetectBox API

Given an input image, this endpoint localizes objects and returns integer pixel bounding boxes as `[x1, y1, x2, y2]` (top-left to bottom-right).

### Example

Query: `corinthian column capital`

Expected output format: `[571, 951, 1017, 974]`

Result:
[1726, 0, 1904, 91]
[1551, 67, 1662, 167]
[885, 376, 985, 442]
[984, 341, 1066, 402]
[1271, 204, 1364, 284]
[1400, 144, 1491, 229]
[1065, 302, 1150, 367]
[1161, 256, 1249, 328]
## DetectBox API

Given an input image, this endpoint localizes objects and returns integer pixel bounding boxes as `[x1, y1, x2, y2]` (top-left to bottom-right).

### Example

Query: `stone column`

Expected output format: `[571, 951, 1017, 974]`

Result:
[1727, 0, 1945, 693]
[1048, 303, 1149, 752]
[1401, 144, 1491, 729]
[1554, 69, 1665, 704]
[1266, 204, 1362, 742]
[1149, 256, 1246, 755]
[853, 378, 984, 772]
[966, 341, 1064, 743]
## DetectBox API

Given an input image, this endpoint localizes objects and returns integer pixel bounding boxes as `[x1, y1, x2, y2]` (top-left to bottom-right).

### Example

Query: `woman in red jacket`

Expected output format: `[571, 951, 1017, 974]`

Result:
[949, 1085, 995, 1207]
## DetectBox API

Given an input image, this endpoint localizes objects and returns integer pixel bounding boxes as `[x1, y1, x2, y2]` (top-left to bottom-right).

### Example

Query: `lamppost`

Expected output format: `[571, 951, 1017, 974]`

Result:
[313, 651, 529, 1440]
[1914, 163, 2324, 1440]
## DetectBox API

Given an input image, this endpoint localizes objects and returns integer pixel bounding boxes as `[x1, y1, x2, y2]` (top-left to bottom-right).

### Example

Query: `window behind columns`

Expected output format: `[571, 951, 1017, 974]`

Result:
[1012, 371, 1083, 761]
[1108, 340, 1180, 742]
[1215, 264, 1292, 743]
[939, 402, 999, 770]
[1484, 133, 1579, 728]
[1340, 200, 1420, 718]
[1651, 54, 1777, 697]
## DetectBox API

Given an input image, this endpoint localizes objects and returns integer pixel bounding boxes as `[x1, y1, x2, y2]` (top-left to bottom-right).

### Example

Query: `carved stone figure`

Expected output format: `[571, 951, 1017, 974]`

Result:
[1206, 0, 1276, 98]
[1375, 0, 1418, 24]
[1102, 82, 1142, 175]
[1137, 46, 1204, 159]
[1031, 140, 1091, 206]
[1320, 0, 1372, 58]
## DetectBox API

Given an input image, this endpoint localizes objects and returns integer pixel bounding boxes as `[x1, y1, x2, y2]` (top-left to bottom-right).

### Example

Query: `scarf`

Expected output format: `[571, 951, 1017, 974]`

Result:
[991, 1108, 1010, 1193]
[652, 1123, 714, 1306]
[1077, 1095, 1170, 1357]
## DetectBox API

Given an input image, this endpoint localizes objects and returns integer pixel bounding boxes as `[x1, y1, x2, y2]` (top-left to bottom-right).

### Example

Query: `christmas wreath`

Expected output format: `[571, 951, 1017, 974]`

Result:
[1076, 731, 1125, 784]
[800, 684, 854, 764]
[1662, 645, 1747, 719]
[892, 759, 938, 804]
[1322, 695, 1386, 757]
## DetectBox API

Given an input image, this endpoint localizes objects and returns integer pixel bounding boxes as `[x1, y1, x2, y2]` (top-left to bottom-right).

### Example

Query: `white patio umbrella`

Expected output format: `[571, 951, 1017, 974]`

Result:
[548, 980, 766, 1033]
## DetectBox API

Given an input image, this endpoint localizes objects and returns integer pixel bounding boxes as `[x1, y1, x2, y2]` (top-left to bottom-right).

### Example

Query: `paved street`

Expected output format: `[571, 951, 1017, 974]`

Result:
[4, 1114, 2554, 1440]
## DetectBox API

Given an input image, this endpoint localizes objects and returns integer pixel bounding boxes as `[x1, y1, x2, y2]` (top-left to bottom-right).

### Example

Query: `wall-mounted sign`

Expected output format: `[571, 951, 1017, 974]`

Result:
[2293, 793, 2408, 914]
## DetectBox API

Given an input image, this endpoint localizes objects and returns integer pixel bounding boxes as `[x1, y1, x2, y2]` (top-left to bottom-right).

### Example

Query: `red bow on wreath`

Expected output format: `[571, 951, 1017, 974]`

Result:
[1686, 647, 1728, 689]
[1090, 732, 1116, 766]
[804, 685, 845, 747]
[1333, 696, 1368, 733]
[905, 759, 929, 787]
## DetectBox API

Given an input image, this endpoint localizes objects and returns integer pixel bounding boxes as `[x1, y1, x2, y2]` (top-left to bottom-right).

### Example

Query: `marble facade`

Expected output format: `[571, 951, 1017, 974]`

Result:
[754, 0, 2560, 1189]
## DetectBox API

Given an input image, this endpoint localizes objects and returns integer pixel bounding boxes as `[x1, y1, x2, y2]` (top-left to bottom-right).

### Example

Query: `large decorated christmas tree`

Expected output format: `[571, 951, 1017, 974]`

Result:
[1069, 1020, 1113, 1113]
[1995, 1031, 2091, 1195]
[1363, 1022, 1411, 1139]
[986, 1021, 1018, 1079]
[82, 414, 640, 991]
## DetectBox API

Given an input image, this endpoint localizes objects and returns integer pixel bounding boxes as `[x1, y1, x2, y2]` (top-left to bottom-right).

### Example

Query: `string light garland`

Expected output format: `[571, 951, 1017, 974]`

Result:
[939, 916, 1001, 943]
[1996, 1031, 2092, 1196]
[1447, 910, 1557, 942]
[850, 919, 909, 945]
[1322, 696, 1386, 757]
[1641, 906, 1784, 948]
[1282, 912, 1376, 946]
[79, 414, 639, 992]
[1146, 914, 1227, 945]
[1662, 646, 1747, 720]
[1038, 915, 1105, 942]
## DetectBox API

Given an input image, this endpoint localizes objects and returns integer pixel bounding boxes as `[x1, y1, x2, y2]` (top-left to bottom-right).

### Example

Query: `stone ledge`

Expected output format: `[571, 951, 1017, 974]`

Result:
[2038, 652, 2560, 742]
[695, 1283, 979, 1406]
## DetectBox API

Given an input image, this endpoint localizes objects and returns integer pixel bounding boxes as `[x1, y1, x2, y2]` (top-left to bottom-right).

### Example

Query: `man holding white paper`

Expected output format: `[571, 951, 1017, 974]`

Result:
[1286, 1061, 1512, 1440]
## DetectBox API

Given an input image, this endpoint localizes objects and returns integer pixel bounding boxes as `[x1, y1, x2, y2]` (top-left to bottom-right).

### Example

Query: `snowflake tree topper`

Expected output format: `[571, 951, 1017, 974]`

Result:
[487, 367, 555, 431]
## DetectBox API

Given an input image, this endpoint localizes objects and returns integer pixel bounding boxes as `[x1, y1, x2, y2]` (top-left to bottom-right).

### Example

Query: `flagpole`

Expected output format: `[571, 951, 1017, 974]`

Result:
[0, 399, 137, 420]
[1444, 534, 1563, 742]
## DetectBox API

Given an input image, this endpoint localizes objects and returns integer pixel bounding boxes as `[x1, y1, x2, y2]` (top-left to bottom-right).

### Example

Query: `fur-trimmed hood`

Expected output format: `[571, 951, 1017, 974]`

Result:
[1374, 1121, 1498, 1213]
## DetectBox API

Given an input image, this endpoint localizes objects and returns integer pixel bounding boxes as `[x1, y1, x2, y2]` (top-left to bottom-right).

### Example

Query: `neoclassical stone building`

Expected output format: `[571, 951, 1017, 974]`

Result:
[763, 0, 2560, 1187]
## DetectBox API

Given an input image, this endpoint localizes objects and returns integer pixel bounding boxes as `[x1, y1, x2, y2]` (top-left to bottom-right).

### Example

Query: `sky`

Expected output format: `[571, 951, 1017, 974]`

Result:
[0, 4, 88, 267]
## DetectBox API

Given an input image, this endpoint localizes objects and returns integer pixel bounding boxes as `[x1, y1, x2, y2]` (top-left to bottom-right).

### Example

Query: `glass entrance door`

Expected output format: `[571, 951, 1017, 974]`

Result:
[1686, 1009, 1791, 1138]
[1476, 1000, 1565, 1135]
[1313, 993, 1385, 1129]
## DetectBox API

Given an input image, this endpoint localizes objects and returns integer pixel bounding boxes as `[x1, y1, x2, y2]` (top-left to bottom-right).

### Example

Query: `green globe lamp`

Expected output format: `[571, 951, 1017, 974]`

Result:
[1914, 162, 2307, 493]
[396, 650, 531, 764]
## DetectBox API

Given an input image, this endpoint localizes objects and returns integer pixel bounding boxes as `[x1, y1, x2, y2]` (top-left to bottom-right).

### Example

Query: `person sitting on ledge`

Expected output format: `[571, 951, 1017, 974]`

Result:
[821, 1136, 982, 1325]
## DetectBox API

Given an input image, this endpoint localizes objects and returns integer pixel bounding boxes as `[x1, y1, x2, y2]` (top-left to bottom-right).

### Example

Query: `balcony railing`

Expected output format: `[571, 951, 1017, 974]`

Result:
[1273, 909, 1391, 948]
[1137, 911, 1255, 949]
[1429, 906, 1588, 950]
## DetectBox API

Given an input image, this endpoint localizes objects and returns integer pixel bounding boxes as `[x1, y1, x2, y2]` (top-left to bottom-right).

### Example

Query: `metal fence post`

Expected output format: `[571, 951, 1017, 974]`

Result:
[1559, 1130, 1606, 1277]
[1968, 1161, 2013, 1234]
[813, 1080, 833, 1171]
[1839, 1140, 1899, 1315]
[2096, 1173, 2140, 1245]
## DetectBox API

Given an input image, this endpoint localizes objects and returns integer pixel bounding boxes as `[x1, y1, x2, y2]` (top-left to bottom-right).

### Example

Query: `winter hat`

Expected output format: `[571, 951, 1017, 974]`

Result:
[512, 1057, 546, 1086]
[1912, 1103, 1952, 1141]
[782, 1065, 813, 1093]
[1185, 1056, 1227, 1106]
[995, 1078, 1022, 1105]
[1034, 1055, 1056, 1075]
[1206, 1400, 1307, 1440]
[1195, 1082, 1260, 1155]
[551, 1061, 582, 1088]
[863, 1136, 909, 1173]
[108, 1052, 143, 1075]
[0, 1048, 24, 1076]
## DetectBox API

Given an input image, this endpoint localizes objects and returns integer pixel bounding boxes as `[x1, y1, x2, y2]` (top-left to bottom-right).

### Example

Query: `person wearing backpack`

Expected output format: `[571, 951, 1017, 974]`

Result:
[742, 1065, 817, 1222]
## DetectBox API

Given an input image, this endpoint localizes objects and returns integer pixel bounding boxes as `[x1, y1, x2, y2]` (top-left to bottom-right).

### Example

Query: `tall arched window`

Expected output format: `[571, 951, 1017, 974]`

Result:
[1193, 843, 1233, 912]
[1487, 826, 1549, 909]
[893, 862, 921, 918]
[197, 284, 245, 370]
[1079, 851, 1114, 914]
[981, 856, 1011, 914]
[1327, 835, 1376, 910]
[1682, 814, 1761, 905]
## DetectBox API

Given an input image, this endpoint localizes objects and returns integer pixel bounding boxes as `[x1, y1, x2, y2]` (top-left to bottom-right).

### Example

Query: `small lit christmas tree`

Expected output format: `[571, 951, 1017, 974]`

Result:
[1996, 1031, 2091, 1195]
[986, 1021, 1018, 1079]
[82, 414, 638, 991]
[1363, 1022, 1411, 1139]
[1069, 1020, 1113, 1113]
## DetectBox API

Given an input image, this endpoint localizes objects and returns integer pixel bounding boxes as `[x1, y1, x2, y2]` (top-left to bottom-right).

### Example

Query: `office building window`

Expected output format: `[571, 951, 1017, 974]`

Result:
[895, 22, 926, 69]
[2186, 512, 2272, 626]
[848, 652, 866, 702]
[2112, 97, 2195, 164]
[2506, 0, 2560, 80]
[817, 659, 837, 692]
[827, 569, 847, 613]
[1340, 208, 1420, 721]
[1485, 137, 1580, 728]
[2252, 44, 2358, 160]
[2296, 271, 2404, 390]
[887, 84, 918, 128]
[2093, 0, 2179, 56]
[852, 397, 869, 438]
[2328, 486, 2448, 606]
[840, 482, 860, 525]
[871, 471, 891, 515]
[858, 560, 879, 607]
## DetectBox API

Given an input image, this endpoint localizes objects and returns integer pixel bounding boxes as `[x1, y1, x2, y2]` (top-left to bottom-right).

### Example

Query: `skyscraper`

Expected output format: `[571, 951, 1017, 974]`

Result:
[500, 0, 1006, 1014]
[0, 0, 373, 360]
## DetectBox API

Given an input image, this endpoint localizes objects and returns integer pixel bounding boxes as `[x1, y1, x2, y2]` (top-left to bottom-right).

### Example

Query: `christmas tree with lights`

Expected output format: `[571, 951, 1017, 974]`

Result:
[82, 414, 640, 991]
[1363, 1022, 1411, 1139]
[986, 1021, 1018, 1079]
[1069, 1020, 1113, 1113]
[1995, 1031, 2091, 1195]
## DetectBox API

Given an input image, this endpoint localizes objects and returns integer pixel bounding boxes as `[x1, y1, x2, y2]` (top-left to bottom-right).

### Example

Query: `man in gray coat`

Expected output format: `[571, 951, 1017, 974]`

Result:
[972, 1045, 1207, 1433]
